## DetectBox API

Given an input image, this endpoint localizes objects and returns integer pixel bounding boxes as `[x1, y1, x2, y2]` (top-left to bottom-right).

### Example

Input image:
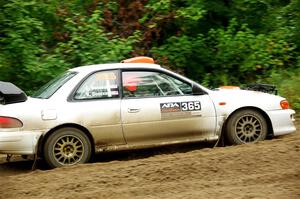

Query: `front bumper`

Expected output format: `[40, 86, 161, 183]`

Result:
[266, 109, 296, 136]
[0, 131, 42, 155]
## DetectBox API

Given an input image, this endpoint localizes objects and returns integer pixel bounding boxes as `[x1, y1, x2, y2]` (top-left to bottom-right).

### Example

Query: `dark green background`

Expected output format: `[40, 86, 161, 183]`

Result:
[0, 0, 299, 108]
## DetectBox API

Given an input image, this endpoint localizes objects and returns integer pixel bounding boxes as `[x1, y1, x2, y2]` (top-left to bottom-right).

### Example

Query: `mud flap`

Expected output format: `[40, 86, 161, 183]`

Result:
[0, 81, 27, 104]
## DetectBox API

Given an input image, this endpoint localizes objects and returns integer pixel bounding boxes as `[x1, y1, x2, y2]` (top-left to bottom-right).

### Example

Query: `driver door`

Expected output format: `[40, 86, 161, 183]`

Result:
[120, 70, 216, 145]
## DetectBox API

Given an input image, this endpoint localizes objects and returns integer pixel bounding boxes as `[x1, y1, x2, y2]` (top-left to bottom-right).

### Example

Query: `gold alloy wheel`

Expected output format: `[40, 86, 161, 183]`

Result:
[53, 135, 84, 165]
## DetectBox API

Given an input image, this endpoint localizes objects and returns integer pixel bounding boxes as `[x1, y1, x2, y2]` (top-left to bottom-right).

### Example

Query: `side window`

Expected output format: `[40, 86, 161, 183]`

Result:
[122, 71, 192, 98]
[74, 70, 119, 100]
[158, 73, 192, 95]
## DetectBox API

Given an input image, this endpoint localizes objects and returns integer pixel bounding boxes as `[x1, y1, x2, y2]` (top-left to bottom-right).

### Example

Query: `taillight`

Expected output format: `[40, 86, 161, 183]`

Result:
[280, 100, 289, 110]
[0, 116, 23, 128]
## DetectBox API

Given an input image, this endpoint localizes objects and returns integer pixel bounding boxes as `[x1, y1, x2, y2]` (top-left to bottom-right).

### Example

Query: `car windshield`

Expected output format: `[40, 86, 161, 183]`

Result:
[32, 71, 77, 99]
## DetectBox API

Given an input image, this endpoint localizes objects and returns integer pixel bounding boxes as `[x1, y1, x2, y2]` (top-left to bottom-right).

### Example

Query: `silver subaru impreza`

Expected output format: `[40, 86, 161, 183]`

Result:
[0, 57, 296, 168]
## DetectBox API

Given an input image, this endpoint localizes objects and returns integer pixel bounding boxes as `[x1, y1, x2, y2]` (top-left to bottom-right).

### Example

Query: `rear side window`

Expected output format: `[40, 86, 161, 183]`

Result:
[74, 70, 119, 100]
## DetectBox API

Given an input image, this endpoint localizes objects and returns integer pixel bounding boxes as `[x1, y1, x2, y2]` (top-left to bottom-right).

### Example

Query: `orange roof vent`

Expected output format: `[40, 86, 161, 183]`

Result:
[121, 56, 155, 64]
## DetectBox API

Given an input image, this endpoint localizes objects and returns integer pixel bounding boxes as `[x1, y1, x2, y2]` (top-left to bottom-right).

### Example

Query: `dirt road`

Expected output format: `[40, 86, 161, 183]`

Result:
[0, 119, 299, 199]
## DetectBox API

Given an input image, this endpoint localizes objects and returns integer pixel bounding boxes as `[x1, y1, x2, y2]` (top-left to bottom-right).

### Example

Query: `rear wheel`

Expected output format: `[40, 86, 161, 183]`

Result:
[226, 109, 268, 145]
[43, 127, 92, 168]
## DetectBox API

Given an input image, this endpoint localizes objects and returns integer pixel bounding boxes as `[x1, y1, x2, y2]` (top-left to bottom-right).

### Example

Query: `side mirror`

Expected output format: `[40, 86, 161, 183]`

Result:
[192, 84, 206, 95]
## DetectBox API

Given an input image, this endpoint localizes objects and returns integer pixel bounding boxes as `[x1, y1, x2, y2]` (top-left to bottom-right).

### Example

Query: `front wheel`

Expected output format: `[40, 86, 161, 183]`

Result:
[43, 127, 92, 168]
[226, 110, 268, 145]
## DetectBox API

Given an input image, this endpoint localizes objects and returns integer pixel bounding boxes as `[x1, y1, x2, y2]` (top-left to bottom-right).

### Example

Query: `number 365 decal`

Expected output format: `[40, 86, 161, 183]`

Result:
[160, 101, 201, 113]
[181, 101, 201, 111]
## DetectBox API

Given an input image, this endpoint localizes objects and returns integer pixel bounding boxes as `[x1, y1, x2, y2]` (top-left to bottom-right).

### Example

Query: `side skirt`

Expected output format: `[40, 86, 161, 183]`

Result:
[95, 135, 219, 153]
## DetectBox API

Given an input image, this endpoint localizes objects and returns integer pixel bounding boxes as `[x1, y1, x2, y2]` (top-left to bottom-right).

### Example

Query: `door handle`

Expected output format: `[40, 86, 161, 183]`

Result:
[128, 108, 140, 113]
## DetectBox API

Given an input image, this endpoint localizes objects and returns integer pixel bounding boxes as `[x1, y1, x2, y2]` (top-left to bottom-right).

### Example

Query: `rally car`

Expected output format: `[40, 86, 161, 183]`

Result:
[0, 57, 296, 168]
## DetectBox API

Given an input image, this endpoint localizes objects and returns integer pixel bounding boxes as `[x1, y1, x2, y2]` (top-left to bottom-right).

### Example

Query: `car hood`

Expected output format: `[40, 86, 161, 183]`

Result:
[208, 88, 285, 111]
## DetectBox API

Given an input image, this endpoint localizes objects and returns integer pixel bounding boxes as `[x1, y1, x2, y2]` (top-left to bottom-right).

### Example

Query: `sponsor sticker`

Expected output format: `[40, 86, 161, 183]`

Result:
[160, 101, 201, 119]
[160, 102, 181, 113]
[96, 72, 117, 80]
[160, 101, 201, 112]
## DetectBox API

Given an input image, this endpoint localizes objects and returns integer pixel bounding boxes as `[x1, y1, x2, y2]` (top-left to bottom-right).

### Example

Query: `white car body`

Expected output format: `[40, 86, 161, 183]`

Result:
[0, 60, 296, 167]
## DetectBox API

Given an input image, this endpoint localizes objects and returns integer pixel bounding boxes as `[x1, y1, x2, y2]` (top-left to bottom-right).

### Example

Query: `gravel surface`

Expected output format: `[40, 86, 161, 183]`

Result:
[0, 117, 299, 199]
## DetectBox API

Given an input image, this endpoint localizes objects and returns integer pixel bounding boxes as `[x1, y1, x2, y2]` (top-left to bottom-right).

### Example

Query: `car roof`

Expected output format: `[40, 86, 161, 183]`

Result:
[69, 63, 162, 73]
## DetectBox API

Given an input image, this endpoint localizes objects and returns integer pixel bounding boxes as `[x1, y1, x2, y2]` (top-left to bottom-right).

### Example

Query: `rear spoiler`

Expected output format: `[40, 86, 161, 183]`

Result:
[0, 81, 27, 105]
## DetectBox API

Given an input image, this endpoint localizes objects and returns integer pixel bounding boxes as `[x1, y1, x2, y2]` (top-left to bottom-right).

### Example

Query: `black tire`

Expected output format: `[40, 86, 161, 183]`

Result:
[226, 109, 268, 145]
[43, 127, 92, 168]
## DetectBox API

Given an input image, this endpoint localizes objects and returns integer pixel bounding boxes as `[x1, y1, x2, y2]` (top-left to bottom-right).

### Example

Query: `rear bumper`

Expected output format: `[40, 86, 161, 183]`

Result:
[0, 131, 42, 155]
[266, 109, 296, 136]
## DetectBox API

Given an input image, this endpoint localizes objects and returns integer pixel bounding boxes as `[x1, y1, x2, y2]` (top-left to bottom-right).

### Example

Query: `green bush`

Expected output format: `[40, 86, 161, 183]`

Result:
[0, 0, 299, 110]
[268, 64, 300, 110]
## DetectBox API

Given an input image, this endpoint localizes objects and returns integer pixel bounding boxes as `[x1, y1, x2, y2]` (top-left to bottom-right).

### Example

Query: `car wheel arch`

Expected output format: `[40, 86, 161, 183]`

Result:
[222, 106, 274, 143]
[38, 123, 95, 156]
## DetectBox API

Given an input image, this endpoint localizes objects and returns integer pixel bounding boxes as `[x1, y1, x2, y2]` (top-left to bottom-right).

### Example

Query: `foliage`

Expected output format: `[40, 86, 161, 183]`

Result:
[0, 0, 299, 108]
[268, 66, 300, 109]
[152, 19, 297, 86]
[54, 10, 139, 66]
[0, 0, 138, 92]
